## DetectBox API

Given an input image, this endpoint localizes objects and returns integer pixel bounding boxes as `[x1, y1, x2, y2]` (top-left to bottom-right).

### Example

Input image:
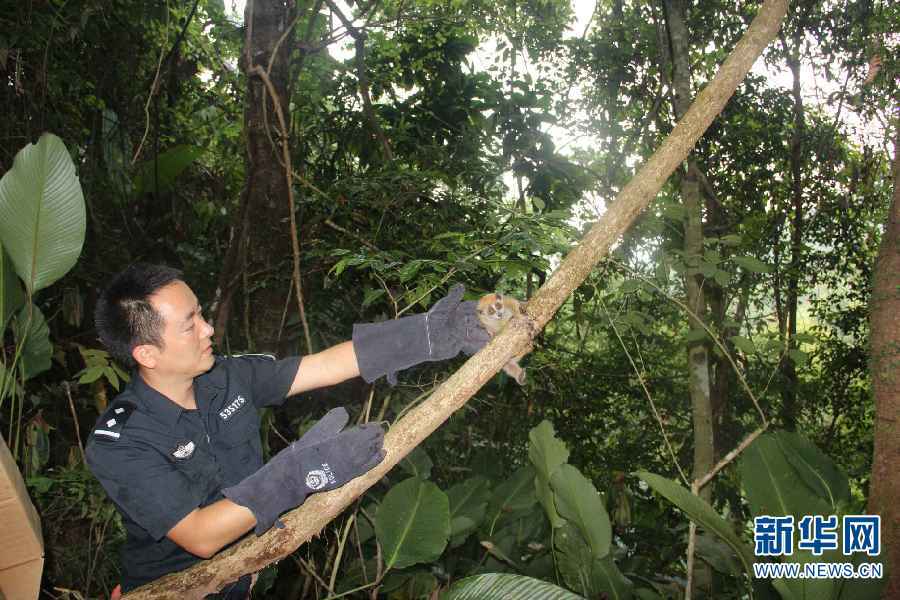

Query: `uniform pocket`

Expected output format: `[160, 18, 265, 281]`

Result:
[217, 409, 263, 482]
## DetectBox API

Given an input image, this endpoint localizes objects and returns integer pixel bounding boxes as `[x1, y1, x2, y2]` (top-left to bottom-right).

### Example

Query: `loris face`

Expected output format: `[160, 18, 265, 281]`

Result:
[477, 293, 511, 331]
[475, 292, 530, 385]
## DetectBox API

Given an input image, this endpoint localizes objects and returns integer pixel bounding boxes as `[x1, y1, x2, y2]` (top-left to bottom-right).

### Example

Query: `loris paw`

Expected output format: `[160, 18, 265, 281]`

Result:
[515, 368, 527, 385]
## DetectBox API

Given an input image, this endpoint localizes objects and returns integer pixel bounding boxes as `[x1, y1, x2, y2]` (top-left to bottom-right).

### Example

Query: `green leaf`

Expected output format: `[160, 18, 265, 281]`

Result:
[712, 268, 731, 287]
[836, 553, 886, 599]
[695, 533, 743, 576]
[733, 255, 772, 274]
[773, 547, 841, 600]
[0, 244, 25, 332]
[445, 573, 584, 600]
[375, 477, 449, 570]
[382, 570, 438, 597]
[685, 328, 707, 343]
[447, 476, 490, 542]
[637, 471, 755, 581]
[555, 522, 593, 595]
[774, 432, 850, 510]
[485, 466, 537, 535]
[528, 420, 569, 528]
[620, 279, 642, 293]
[133, 145, 202, 196]
[699, 260, 718, 278]
[101, 108, 132, 196]
[104, 366, 120, 391]
[591, 555, 633, 600]
[738, 433, 832, 519]
[362, 287, 385, 308]
[13, 304, 52, 380]
[550, 465, 611, 559]
[398, 259, 424, 283]
[398, 446, 433, 479]
[787, 348, 808, 366]
[0, 133, 86, 294]
[77, 366, 105, 385]
[730, 335, 757, 355]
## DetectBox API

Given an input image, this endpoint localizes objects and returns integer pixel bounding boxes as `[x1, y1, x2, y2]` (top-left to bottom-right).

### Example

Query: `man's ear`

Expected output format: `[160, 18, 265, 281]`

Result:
[132, 344, 159, 369]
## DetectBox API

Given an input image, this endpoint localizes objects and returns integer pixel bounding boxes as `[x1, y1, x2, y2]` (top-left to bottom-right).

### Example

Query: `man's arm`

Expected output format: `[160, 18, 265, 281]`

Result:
[167, 499, 257, 559]
[289, 341, 360, 396]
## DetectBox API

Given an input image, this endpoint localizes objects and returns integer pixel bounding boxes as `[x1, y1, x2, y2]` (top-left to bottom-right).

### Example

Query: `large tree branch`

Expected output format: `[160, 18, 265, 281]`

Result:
[123, 0, 789, 596]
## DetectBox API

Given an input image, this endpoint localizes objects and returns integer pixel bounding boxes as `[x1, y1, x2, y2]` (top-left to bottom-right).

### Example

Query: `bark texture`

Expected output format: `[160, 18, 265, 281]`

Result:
[219, 0, 296, 353]
[664, 0, 715, 594]
[780, 29, 805, 430]
[121, 1, 790, 596]
[868, 127, 900, 599]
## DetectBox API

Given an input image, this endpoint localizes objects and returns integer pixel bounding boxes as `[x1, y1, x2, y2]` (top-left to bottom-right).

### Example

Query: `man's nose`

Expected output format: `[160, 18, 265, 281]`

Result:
[201, 317, 215, 338]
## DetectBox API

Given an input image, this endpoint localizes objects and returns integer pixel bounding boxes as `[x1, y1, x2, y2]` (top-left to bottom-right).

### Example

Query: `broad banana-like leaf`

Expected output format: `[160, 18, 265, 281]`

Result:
[637, 472, 756, 581]
[555, 522, 593, 595]
[835, 553, 886, 599]
[738, 433, 831, 519]
[445, 573, 585, 600]
[101, 109, 133, 197]
[133, 145, 202, 197]
[550, 464, 611, 559]
[591, 554, 634, 600]
[774, 431, 850, 510]
[529, 420, 569, 528]
[12, 304, 52, 380]
[0, 244, 25, 332]
[0, 133, 86, 294]
[375, 477, 449, 570]
[695, 532, 743, 576]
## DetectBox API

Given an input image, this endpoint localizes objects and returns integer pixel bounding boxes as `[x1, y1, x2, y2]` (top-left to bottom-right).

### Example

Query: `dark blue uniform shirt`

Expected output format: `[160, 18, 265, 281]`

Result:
[85, 354, 301, 592]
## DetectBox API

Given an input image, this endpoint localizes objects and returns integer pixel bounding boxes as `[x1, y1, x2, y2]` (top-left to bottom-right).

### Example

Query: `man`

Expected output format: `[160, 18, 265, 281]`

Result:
[86, 263, 490, 598]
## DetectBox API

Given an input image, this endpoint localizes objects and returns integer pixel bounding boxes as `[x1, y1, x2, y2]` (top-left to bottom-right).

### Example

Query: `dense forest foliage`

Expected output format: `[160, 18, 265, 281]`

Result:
[0, 0, 897, 598]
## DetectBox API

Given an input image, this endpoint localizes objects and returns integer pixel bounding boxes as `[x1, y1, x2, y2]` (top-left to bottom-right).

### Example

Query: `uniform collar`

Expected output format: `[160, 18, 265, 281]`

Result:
[196, 356, 228, 391]
[130, 373, 186, 428]
[130, 359, 228, 425]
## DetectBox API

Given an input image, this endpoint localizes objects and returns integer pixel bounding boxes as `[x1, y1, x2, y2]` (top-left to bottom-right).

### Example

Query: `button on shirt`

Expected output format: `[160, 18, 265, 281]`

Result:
[85, 354, 301, 592]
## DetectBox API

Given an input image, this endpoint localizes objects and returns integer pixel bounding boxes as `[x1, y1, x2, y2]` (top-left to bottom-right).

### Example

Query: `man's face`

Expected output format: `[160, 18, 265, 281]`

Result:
[145, 280, 215, 378]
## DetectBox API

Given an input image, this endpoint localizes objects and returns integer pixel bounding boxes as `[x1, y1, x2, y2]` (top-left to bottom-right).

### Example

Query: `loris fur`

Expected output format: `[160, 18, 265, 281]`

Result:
[476, 292, 531, 384]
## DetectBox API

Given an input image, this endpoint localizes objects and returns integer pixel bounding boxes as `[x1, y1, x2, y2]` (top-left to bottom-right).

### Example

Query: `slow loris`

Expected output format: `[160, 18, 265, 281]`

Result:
[476, 293, 531, 385]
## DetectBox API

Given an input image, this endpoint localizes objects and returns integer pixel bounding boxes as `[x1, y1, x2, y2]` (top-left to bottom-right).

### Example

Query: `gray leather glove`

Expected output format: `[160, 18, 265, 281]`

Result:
[352, 284, 492, 385]
[222, 407, 385, 535]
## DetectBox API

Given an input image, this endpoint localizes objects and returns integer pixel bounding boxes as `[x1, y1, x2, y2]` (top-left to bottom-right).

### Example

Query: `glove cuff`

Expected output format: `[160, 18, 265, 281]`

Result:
[352, 314, 431, 385]
[223, 464, 306, 536]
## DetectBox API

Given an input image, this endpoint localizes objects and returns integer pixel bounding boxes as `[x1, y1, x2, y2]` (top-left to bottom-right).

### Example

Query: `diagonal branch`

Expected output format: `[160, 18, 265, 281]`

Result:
[123, 0, 789, 596]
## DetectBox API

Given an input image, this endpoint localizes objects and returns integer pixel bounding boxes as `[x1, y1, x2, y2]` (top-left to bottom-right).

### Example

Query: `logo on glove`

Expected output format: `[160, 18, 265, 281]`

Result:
[305, 463, 336, 490]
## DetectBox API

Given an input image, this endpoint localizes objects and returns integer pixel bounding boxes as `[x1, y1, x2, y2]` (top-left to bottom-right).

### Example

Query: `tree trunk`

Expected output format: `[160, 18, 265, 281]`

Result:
[664, 0, 715, 595]
[867, 126, 900, 599]
[220, 0, 296, 353]
[780, 31, 805, 430]
[121, 1, 790, 595]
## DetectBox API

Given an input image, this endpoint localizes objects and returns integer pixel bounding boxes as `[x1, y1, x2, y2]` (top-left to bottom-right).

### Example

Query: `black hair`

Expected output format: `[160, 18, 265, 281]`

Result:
[94, 263, 184, 369]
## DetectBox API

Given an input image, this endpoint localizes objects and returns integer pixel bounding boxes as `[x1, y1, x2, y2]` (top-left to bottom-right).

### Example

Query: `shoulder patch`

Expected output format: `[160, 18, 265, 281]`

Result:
[228, 353, 276, 361]
[92, 400, 136, 442]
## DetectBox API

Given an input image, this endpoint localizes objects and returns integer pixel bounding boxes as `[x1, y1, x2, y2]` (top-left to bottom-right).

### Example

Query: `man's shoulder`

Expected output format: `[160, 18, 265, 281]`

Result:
[219, 353, 277, 365]
[85, 386, 142, 457]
